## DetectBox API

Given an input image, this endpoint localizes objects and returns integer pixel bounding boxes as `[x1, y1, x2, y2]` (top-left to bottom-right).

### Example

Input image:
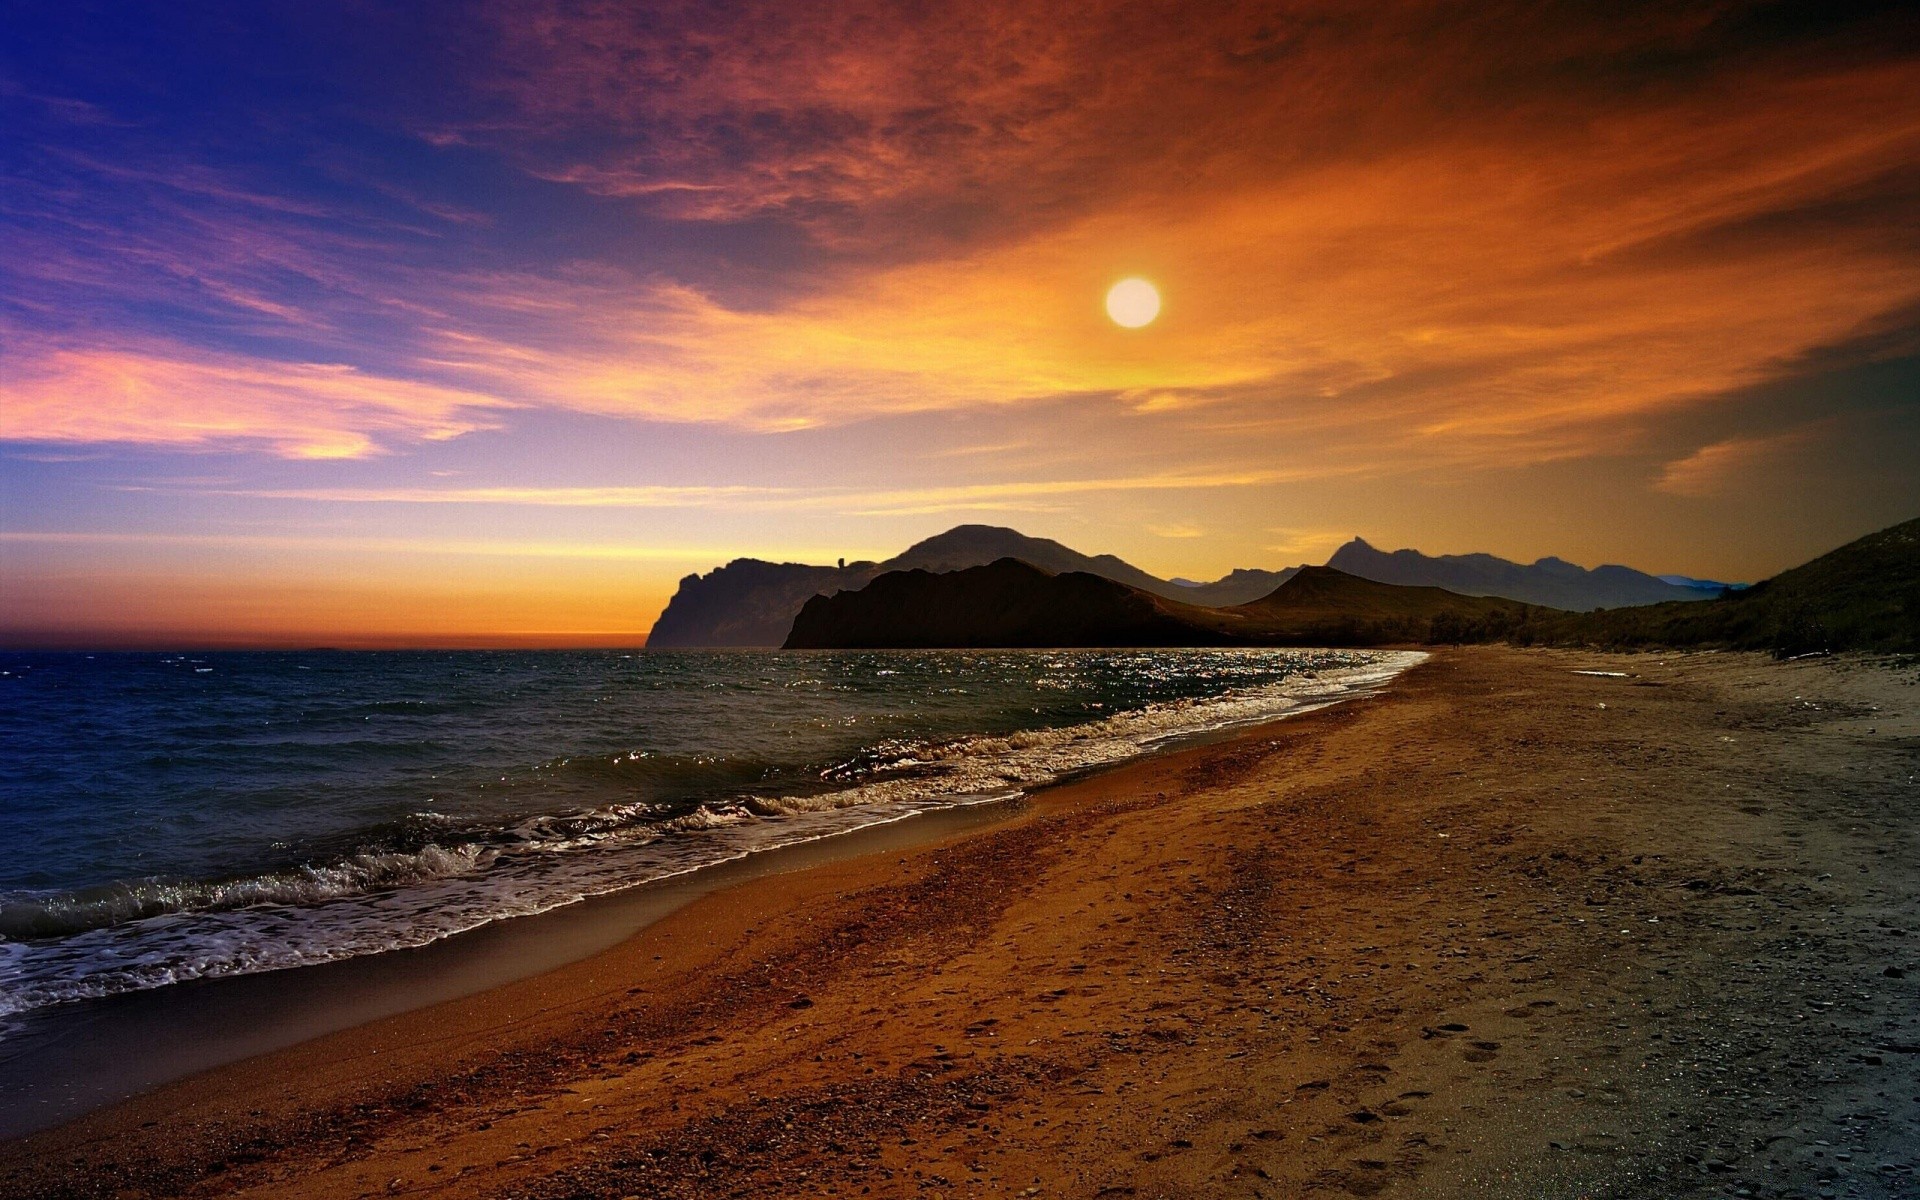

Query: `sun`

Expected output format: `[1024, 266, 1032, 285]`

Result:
[1105, 278, 1161, 328]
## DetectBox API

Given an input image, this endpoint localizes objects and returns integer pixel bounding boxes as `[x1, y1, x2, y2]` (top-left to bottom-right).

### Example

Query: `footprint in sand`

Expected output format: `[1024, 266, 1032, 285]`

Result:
[1463, 1040, 1503, 1063]
[1325, 1158, 1393, 1197]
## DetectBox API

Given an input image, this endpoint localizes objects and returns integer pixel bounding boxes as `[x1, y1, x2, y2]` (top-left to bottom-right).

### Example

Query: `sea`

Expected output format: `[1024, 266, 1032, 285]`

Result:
[0, 647, 1421, 1033]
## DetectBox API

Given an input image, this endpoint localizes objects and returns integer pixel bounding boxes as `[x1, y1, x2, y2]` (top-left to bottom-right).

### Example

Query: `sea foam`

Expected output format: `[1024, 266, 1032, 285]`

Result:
[0, 649, 1422, 1025]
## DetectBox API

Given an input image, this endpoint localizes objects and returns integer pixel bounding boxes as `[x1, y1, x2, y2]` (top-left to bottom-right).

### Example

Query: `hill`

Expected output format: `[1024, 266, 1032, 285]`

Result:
[783, 560, 1548, 649]
[1238, 566, 1541, 645]
[882, 525, 1170, 593]
[783, 559, 1246, 649]
[1527, 516, 1920, 654]
[1327, 538, 1716, 610]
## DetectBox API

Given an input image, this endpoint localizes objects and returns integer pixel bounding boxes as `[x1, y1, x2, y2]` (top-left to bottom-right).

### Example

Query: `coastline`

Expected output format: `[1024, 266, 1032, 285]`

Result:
[0, 793, 1030, 1141]
[0, 649, 1421, 1141]
[5, 646, 1916, 1199]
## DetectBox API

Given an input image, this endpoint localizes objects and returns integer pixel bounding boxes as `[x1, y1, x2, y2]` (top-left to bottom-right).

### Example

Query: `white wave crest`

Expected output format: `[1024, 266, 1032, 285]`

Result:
[0, 650, 1423, 1024]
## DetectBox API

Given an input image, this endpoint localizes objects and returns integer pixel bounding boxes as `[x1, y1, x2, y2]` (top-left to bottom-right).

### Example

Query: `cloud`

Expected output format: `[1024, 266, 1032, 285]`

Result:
[1654, 428, 1822, 498]
[0, 337, 507, 458]
[1263, 528, 1357, 561]
[161, 483, 783, 507]
[139, 468, 1321, 514]
[0, 530, 782, 562]
[458, 3, 1920, 264]
[2, 0, 1916, 482]
[397, 16, 1920, 459]
[408, 109, 1920, 462]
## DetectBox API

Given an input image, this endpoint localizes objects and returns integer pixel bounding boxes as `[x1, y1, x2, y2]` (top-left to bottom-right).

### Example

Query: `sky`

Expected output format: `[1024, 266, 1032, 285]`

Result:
[2, 0, 1917, 647]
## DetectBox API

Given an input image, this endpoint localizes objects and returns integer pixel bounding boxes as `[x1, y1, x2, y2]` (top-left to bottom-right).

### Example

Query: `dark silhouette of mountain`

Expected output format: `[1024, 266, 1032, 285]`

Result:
[783, 560, 1545, 649]
[1529, 516, 1920, 654]
[784, 559, 1243, 648]
[647, 525, 1284, 646]
[882, 525, 1169, 592]
[645, 558, 883, 648]
[1326, 538, 1711, 611]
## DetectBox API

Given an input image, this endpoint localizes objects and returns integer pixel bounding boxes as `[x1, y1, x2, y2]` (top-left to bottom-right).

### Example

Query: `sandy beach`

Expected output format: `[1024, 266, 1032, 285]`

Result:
[3, 645, 1916, 1199]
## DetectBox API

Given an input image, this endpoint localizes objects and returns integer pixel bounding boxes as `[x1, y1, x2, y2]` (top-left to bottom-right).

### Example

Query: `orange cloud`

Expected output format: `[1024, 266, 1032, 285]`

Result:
[364, 13, 1917, 470]
[140, 468, 1330, 515]
[1655, 428, 1822, 498]
[411, 63, 1918, 469]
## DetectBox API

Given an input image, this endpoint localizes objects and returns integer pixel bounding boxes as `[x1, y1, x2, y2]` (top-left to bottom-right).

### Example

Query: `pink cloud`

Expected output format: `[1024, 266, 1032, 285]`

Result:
[0, 337, 507, 458]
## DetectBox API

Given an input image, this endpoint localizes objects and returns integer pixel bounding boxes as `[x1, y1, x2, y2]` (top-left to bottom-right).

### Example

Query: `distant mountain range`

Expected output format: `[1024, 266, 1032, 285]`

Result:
[1535, 516, 1919, 654]
[1171, 567, 1301, 605]
[1657, 574, 1748, 593]
[1326, 538, 1724, 609]
[784, 559, 1538, 649]
[647, 524, 1718, 647]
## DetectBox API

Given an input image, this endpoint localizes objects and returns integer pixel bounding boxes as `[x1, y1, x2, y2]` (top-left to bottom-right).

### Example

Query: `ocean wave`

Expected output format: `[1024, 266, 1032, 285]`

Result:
[0, 843, 494, 940]
[0, 649, 1422, 1024]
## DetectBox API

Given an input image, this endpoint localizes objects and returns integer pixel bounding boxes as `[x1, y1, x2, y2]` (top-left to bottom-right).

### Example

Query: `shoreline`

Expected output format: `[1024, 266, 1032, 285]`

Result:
[0, 792, 1029, 1141]
[5, 646, 1916, 1199]
[0, 650, 1421, 1141]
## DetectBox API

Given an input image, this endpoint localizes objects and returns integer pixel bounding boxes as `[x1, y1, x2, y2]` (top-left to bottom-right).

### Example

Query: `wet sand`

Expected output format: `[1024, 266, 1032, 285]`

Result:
[0, 795, 1036, 1140]
[3, 646, 1916, 1199]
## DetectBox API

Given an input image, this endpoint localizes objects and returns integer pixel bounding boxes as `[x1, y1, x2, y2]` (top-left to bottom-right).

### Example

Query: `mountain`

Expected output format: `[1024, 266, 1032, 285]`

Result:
[1529, 516, 1920, 654]
[1174, 567, 1301, 606]
[644, 558, 883, 648]
[669, 515, 1917, 654]
[1657, 574, 1748, 595]
[784, 559, 1246, 649]
[880, 525, 1169, 592]
[647, 525, 1286, 647]
[783, 559, 1545, 649]
[1326, 538, 1711, 611]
